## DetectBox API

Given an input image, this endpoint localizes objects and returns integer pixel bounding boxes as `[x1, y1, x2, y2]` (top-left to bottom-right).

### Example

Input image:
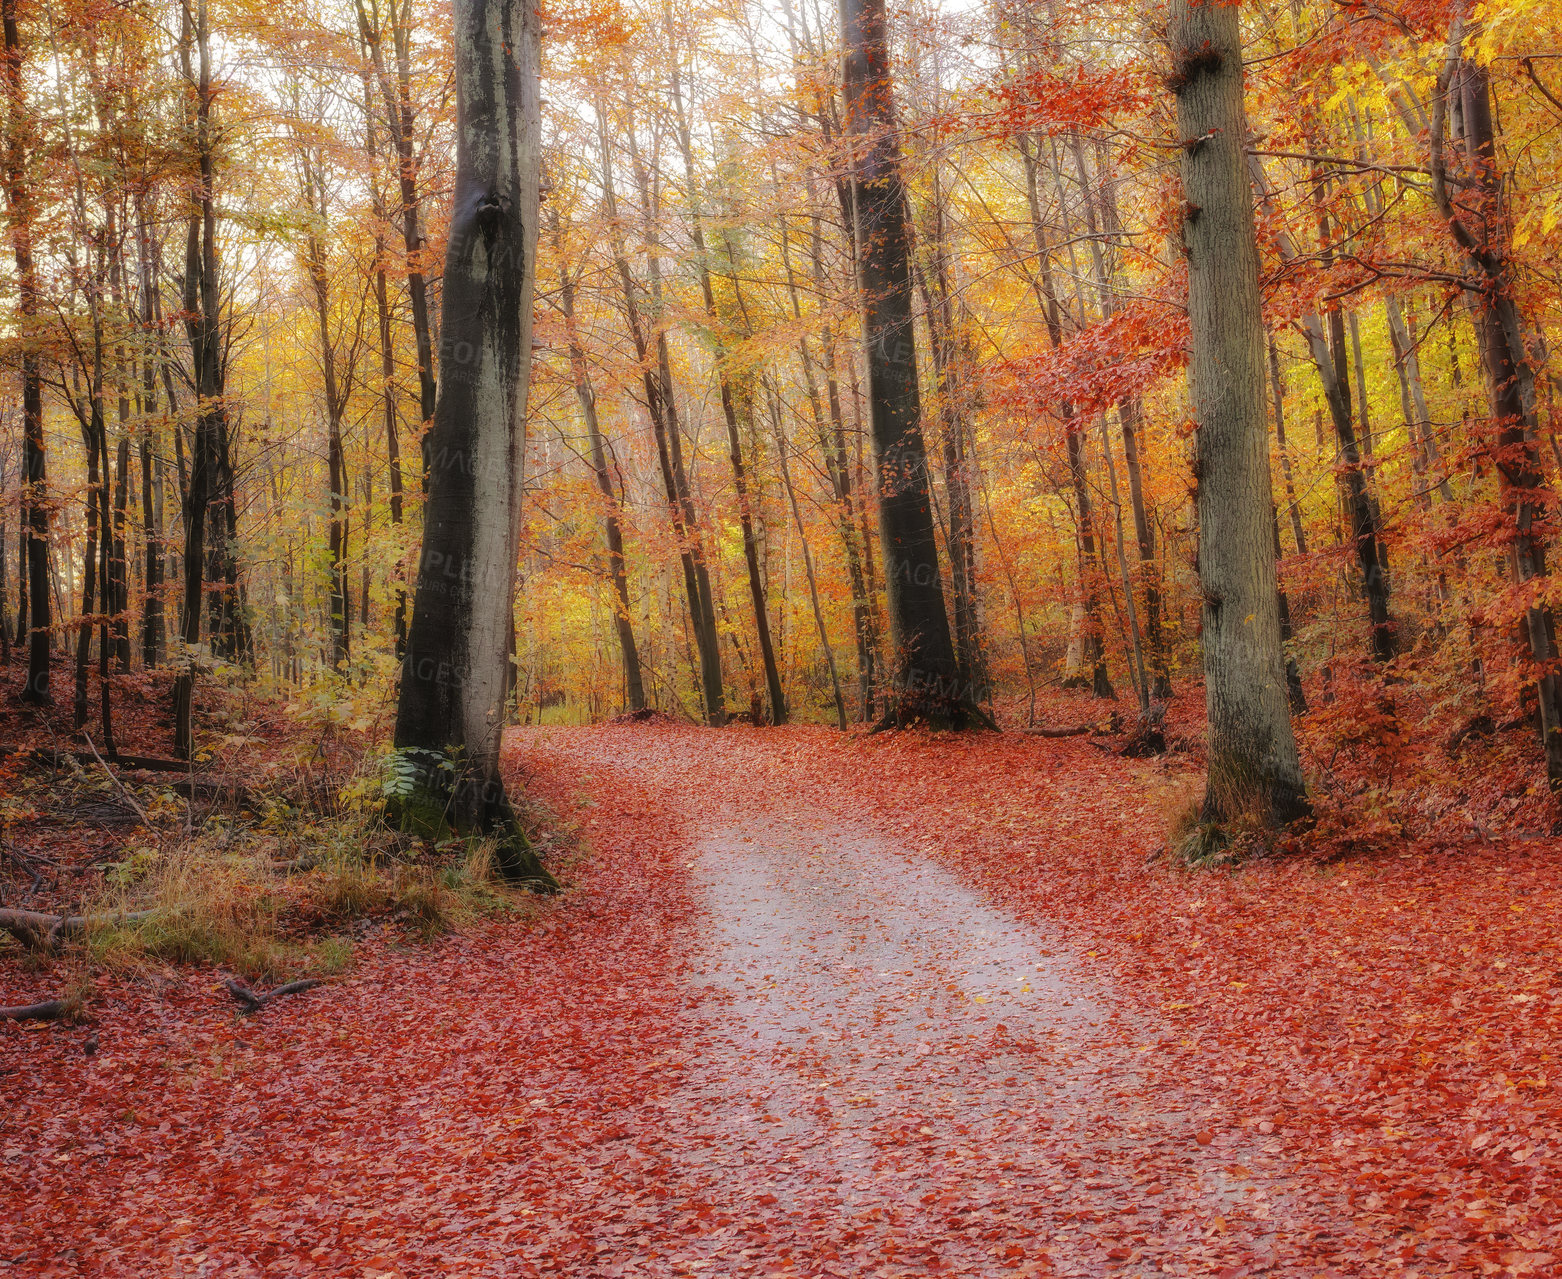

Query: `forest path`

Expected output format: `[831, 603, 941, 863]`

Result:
[515, 723, 1356, 1277]
[10, 722, 1394, 1278]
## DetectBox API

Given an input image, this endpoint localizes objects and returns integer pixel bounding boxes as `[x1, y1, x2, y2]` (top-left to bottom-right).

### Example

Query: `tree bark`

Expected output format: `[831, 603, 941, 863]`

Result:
[1, 0, 47, 703]
[356, 0, 436, 470]
[1249, 153, 1393, 661]
[842, 0, 967, 726]
[913, 170, 984, 697]
[1431, 17, 1562, 798]
[548, 205, 646, 713]
[1170, 0, 1308, 825]
[668, 40, 786, 724]
[172, 0, 229, 757]
[298, 142, 353, 674]
[597, 106, 725, 724]
[392, 0, 553, 885]
[765, 378, 848, 729]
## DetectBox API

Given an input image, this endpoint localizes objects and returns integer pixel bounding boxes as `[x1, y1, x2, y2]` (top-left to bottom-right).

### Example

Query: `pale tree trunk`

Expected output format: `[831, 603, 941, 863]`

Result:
[1384, 296, 1454, 506]
[134, 198, 164, 667]
[361, 69, 408, 654]
[393, 0, 553, 885]
[764, 377, 848, 729]
[298, 142, 353, 673]
[356, 0, 436, 468]
[1018, 132, 1112, 699]
[1267, 334, 1309, 553]
[1170, 0, 1308, 826]
[668, 41, 785, 723]
[1074, 134, 1170, 698]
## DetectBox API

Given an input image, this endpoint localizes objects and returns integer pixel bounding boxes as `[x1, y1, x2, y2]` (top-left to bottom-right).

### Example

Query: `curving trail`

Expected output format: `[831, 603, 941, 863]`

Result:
[7, 722, 1559, 1276]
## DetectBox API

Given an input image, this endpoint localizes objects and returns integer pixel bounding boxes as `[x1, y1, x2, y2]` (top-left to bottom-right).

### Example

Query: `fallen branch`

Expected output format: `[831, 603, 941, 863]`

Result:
[0, 998, 69, 1022]
[11, 747, 190, 774]
[82, 734, 155, 829]
[1018, 724, 1095, 738]
[0, 907, 162, 953]
[220, 976, 325, 1015]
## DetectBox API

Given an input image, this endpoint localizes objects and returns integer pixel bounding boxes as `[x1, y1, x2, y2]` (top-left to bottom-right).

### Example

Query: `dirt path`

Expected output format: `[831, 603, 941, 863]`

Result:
[554, 733, 1348, 1278]
[6, 723, 1443, 1277]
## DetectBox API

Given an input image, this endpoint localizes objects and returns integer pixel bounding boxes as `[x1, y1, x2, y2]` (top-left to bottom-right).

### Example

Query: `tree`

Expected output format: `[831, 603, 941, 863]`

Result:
[548, 199, 646, 714]
[841, 0, 970, 728]
[1431, 12, 1562, 798]
[1169, 0, 1308, 828]
[2, 0, 48, 703]
[392, 0, 553, 885]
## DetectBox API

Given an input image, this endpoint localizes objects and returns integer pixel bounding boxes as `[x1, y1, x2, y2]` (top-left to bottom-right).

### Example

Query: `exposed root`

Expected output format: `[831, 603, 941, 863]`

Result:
[221, 976, 326, 1015]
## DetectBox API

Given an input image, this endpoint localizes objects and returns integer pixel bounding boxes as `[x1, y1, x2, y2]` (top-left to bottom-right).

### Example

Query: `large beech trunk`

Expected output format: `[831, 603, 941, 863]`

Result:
[842, 0, 966, 727]
[1170, 0, 1308, 825]
[392, 0, 552, 884]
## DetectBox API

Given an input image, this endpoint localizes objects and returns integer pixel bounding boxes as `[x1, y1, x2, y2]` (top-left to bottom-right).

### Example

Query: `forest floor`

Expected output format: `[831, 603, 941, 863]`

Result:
[6, 716, 1562, 1276]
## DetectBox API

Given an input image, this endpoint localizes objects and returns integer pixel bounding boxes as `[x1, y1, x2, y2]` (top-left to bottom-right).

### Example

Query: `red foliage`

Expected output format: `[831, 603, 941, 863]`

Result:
[7, 723, 1562, 1276]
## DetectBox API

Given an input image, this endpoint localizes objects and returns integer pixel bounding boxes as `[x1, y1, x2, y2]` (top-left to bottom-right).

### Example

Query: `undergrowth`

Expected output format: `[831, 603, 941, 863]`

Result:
[14, 726, 563, 985]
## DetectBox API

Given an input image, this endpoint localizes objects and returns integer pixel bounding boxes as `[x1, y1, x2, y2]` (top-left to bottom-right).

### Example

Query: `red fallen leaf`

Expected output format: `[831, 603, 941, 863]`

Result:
[16, 719, 1562, 1276]
[756, 1193, 778, 1206]
[1195, 1129, 1214, 1145]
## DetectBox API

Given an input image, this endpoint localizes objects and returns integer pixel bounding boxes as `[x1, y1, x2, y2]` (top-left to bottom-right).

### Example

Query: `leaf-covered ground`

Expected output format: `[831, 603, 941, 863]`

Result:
[6, 721, 1562, 1276]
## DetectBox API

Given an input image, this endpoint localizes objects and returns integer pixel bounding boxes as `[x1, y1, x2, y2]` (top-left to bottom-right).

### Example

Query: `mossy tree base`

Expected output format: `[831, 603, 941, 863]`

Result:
[388, 749, 558, 893]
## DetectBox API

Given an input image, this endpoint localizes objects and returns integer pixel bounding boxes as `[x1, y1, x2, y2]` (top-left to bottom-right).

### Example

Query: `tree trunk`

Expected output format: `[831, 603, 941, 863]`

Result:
[1249, 153, 1393, 660]
[598, 107, 725, 724]
[1018, 131, 1112, 699]
[1431, 17, 1562, 798]
[356, 0, 436, 470]
[765, 378, 848, 729]
[392, 0, 552, 884]
[1267, 334, 1309, 553]
[668, 42, 785, 724]
[1170, 0, 1308, 826]
[299, 147, 351, 674]
[1072, 136, 1169, 698]
[173, 0, 247, 756]
[136, 200, 165, 668]
[362, 68, 408, 655]
[913, 171, 984, 697]
[842, 0, 967, 727]
[1385, 295, 1454, 507]
[2, 0, 47, 702]
[548, 206, 646, 713]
